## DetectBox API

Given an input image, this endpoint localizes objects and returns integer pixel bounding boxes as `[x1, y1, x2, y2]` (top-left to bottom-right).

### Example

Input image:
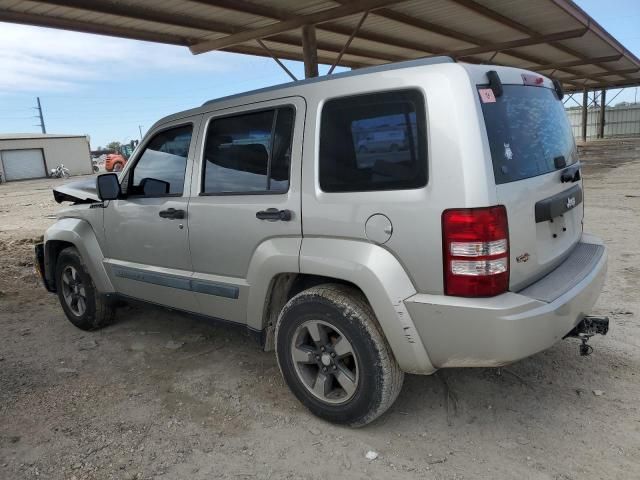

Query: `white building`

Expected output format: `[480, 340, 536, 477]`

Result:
[0, 133, 93, 182]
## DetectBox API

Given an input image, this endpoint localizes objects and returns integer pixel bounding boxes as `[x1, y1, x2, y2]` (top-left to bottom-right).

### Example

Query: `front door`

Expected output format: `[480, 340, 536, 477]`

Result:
[187, 98, 305, 324]
[103, 117, 201, 311]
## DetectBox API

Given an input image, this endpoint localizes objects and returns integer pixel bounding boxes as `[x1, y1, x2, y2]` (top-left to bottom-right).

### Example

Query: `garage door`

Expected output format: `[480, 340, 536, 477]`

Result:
[1, 149, 46, 181]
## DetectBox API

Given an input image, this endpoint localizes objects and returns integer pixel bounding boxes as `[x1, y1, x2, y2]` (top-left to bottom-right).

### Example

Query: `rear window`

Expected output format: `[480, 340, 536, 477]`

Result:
[319, 89, 427, 192]
[479, 85, 577, 184]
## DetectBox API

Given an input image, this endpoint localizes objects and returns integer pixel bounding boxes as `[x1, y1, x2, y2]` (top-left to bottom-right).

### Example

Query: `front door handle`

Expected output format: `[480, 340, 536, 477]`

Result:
[159, 208, 186, 220]
[256, 208, 292, 222]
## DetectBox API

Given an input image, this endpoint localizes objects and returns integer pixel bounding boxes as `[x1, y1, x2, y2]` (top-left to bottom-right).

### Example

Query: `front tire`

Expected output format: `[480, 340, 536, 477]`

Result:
[275, 284, 404, 427]
[55, 247, 115, 330]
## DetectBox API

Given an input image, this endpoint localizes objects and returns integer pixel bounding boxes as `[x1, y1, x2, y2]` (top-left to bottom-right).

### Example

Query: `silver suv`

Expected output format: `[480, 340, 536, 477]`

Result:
[36, 58, 608, 426]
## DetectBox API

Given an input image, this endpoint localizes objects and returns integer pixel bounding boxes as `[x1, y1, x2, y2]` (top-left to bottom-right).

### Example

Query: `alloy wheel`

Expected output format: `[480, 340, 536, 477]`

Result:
[61, 265, 87, 316]
[290, 320, 359, 404]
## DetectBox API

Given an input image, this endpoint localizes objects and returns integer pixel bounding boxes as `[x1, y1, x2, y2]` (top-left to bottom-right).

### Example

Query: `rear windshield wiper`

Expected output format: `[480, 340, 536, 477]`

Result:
[560, 163, 581, 183]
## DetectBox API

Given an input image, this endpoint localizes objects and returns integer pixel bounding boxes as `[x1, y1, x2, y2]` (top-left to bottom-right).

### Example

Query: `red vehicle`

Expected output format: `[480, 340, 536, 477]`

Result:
[104, 153, 126, 172]
[104, 141, 137, 172]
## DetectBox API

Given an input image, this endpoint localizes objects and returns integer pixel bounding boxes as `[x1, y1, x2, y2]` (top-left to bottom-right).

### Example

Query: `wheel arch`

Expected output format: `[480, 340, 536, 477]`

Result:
[256, 238, 436, 374]
[44, 218, 114, 294]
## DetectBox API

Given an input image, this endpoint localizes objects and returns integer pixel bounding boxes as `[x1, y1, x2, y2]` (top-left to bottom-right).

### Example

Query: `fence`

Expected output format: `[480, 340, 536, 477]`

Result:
[565, 104, 640, 140]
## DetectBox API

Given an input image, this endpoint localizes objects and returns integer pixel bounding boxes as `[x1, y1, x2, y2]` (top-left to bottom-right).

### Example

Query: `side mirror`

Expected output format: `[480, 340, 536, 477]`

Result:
[140, 177, 170, 196]
[96, 173, 121, 201]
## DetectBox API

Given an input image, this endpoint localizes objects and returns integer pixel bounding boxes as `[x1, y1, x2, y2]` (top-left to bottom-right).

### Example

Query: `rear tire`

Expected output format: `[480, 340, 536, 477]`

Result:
[55, 247, 115, 330]
[275, 284, 404, 427]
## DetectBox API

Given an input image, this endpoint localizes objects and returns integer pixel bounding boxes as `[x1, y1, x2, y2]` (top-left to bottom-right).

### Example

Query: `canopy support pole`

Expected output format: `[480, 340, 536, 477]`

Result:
[581, 90, 588, 142]
[598, 89, 606, 138]
[302, 24, 319, 78]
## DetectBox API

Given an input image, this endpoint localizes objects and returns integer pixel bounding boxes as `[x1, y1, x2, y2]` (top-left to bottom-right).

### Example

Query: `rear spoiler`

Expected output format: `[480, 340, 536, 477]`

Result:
[486, 70, 564, 101]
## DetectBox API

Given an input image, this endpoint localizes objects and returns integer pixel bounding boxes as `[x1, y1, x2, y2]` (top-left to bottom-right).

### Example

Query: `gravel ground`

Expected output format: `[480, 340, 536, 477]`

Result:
[1, 139, 639, 479]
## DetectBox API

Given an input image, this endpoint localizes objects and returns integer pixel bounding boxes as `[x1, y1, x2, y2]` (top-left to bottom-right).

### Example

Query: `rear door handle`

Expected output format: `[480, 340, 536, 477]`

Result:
[159, 208, 186, 220]
[256, 208, 292, 222]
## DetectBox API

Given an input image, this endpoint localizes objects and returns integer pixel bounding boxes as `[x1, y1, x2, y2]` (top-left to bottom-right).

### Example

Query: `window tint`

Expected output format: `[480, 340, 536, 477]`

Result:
[479, 84, 577, 184]
[320, 90, 426, 192]
[202, 107, 294, 194]
[131, 125, 193, 196]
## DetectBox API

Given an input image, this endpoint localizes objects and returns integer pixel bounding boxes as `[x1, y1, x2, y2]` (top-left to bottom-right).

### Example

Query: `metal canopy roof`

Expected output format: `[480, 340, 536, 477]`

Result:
[1, 0, 639, 92]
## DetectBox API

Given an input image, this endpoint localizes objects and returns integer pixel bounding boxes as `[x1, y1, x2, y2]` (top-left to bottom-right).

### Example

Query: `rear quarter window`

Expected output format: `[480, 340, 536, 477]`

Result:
[479, 84, 577, 184]
[319, 89, 427, 192]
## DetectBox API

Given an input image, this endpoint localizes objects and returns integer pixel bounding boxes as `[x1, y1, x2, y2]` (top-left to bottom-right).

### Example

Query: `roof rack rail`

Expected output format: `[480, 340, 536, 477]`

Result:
[202, 56, 454, 107]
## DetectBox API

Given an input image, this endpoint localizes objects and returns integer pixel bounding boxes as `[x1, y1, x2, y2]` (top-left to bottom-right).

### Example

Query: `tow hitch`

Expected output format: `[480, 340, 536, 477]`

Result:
[564, 316, 610, 356]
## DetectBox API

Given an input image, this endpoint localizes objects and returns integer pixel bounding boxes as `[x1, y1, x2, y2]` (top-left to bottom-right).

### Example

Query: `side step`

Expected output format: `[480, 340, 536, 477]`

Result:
[564, 316, 610, 356]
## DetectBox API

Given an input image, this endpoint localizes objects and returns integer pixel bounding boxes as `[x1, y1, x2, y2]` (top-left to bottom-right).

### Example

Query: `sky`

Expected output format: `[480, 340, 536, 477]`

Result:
[0, 0, 639, 148]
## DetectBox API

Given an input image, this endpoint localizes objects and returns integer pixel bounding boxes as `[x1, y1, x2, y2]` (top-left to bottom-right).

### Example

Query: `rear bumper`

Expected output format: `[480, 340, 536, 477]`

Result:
[404, 234, 607, 369]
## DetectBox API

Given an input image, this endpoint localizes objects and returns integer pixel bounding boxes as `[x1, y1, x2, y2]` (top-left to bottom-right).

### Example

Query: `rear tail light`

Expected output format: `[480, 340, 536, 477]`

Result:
[442, 206, 509, 297]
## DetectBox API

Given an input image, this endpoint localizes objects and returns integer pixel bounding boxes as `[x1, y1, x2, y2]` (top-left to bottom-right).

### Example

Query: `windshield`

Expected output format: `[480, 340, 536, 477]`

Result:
[479, 84, 577, 184]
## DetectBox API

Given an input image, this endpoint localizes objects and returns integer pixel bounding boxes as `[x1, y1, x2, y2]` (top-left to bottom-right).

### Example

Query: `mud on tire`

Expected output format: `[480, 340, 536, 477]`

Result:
[55, 247, 115, 331]
[275, 283, 404, 427]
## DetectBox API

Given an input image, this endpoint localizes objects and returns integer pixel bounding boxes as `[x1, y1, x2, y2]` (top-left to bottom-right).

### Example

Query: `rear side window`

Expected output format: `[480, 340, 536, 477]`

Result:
[479, 84, 577, 184]
[320, 89, 427, 192]
[202, 107, 294, 194]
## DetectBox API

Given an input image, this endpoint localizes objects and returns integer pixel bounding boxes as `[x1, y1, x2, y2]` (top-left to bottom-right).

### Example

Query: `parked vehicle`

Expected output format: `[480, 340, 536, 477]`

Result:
[104, 141, 138, 172]
[35, 58, 609, 427]
[356, 129, 407, 153]
[49, 164, 70, 178]
[104, 153, 125, 172]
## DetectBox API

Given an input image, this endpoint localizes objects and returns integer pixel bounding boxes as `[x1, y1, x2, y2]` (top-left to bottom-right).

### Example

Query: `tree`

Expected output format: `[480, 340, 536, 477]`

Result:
[106, 141, 122, 151]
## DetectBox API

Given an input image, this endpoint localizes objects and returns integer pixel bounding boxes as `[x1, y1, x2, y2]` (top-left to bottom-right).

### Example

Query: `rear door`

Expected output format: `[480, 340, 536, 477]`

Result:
[187, 98, 304, 324]
[479, 83, 583, 290]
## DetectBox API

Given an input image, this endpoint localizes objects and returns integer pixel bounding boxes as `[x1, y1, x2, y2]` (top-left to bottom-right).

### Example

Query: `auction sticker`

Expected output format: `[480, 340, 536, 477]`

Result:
[479, 88, 496, 103]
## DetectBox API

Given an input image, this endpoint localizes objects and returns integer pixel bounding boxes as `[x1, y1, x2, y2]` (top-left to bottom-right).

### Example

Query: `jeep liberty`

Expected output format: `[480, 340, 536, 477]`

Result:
[36, 58, 609, 426]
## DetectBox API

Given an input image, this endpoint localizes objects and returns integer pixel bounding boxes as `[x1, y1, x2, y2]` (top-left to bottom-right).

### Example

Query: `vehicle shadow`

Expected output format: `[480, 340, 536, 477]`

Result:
[108, 300, 627, 435]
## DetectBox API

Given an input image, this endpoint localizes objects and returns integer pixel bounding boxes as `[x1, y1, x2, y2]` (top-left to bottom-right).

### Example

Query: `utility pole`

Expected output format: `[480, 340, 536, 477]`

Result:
[138, 125, 143, 140]
[35, 97, 46, 134]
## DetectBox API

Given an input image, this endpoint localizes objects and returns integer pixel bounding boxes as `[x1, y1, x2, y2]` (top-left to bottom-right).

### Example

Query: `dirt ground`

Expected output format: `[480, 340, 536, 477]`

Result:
[1, 139, 639, 480]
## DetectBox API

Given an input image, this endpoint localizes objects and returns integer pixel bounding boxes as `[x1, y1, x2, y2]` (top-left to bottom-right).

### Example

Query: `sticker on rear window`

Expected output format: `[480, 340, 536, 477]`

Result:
[479, 88, 496, 103]
[503, 143, 513, 160]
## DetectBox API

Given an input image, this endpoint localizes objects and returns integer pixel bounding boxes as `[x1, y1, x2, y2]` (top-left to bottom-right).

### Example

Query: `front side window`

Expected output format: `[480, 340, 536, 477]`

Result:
[131, 125, 193, 196]
[320, 89, 427, 192]
[202, 107, 294, 194]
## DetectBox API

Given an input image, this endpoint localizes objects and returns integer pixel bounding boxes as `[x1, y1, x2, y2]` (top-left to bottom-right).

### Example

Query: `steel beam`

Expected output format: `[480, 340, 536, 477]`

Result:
[527, 55, 623, 71]
[433, 28, 588, 59]
[559, 68, 640, 82]
[33, 0, 238, 34]
[449, 0, 634, 81]
[257, 40, 298, 81]
[189, 0, 405, 54]
[0, 9, 192, 46]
